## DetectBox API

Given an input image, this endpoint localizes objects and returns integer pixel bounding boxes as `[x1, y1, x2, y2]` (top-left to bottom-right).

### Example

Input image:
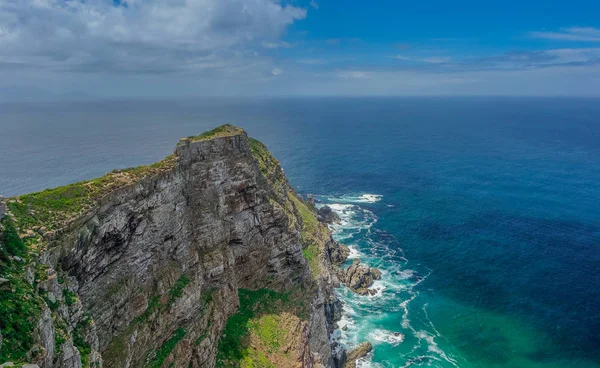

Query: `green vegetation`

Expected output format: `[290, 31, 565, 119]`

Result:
[168, 275, 191, 305]
[7, 155, 178, 243]
[34, 263, 48, 283]
[202, 287, 217, 305]
[63, 288, 78, 306]
[288, 193, 321, 243]
[0, 218, 44, 363]
[302, 244, 321, 278]
[186, 124, 244, 143]
[216, 288, 309, 368]
[249, 138, 287, 194]
[147, 328, 187, 368]
[73, 320, 92, 367]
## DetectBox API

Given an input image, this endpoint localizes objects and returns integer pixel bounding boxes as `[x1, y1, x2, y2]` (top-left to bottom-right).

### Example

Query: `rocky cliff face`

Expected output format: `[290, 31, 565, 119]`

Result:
[0, 125, 347, 368]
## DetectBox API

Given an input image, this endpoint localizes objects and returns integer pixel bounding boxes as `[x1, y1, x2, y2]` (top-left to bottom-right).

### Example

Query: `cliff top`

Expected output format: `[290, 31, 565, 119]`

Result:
[5, 124, 247, 247]
[184, 123, 244, 143]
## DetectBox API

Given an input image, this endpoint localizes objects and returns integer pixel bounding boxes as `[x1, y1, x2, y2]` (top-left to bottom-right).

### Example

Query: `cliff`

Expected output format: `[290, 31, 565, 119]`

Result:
[0, 125, 348, 368]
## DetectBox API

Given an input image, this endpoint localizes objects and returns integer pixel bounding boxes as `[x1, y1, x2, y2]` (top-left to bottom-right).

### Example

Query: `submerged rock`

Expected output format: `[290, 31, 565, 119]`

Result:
[317, 205, 342, 224]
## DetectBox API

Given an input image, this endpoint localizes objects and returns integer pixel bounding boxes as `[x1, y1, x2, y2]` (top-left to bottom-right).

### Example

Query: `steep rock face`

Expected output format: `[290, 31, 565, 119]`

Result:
[0, 126, 344, 368]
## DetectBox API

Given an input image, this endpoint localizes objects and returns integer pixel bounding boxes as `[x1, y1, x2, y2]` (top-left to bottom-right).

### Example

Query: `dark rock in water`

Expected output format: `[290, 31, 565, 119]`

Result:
[394, 332, 400, 337]
[340, 259, 382, 295]
[317, 205, 341, 224]
[345, 341, 373, 368]
[342, 325, 348, 331]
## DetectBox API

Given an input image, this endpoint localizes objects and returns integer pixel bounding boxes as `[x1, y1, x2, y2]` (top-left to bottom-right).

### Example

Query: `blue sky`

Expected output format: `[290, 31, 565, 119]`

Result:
[0, 0, 599, 97]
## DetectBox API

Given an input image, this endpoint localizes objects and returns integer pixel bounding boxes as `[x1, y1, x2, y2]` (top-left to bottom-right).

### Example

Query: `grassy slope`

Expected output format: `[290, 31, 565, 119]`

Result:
[216, 288, 310, 368]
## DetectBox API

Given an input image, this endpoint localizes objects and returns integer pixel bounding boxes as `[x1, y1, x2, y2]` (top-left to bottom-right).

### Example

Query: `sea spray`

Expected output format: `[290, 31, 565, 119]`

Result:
[318, 194, 464, 368]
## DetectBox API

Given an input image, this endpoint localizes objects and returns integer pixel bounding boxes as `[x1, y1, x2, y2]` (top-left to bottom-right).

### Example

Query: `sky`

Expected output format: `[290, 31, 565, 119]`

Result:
[0, 0, 599, 98]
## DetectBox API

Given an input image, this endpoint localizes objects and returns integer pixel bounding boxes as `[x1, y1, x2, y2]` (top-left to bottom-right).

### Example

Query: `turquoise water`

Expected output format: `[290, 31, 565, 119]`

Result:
[1, 97, 599, 367]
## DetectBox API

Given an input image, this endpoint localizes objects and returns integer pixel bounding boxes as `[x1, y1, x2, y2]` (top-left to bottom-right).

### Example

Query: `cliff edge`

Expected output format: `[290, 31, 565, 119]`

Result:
[0, 125, 349, 368]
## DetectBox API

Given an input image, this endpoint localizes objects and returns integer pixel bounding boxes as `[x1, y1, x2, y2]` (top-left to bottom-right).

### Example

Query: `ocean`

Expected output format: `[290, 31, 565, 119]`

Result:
[1, 97, 599, 367]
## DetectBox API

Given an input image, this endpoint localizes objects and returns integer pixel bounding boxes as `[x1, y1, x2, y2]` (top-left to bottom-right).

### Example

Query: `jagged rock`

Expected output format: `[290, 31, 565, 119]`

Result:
[341, 259, 381, 295]
[327, 241, 350, 265]
[0, 362, 15, 367]
[308, 194, 316, 206]
[344, 342, 373, 368]
[317, 205, 341, 224]
[370, 268, 382, 280]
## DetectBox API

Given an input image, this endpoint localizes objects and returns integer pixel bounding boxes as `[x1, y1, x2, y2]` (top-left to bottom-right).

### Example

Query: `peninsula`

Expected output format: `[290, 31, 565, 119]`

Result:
[0, 125, 378, 368]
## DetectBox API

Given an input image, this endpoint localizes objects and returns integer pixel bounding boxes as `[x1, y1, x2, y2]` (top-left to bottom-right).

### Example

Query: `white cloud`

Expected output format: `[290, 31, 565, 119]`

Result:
[261, 41, 293, 49]
[394, 55, 452, 64]
[337, 71, 369, 79]
[530, 27, 600, 42]
[271, 68, 283, 75]
[0, 0, 307, 73]
[309, 1, 319, 9]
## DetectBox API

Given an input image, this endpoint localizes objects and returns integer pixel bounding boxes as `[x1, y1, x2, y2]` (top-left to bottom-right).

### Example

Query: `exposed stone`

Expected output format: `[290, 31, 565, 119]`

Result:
[327, 241, 350, 266]
[340, 259, 381, 295]
[370, 268, 382, 280]
[317, 205, 341, 224]
[344, 342, 373, 368]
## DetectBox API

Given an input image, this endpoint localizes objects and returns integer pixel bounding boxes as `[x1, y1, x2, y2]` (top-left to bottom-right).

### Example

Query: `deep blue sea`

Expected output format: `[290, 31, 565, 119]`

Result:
[1, 97, 599, 367]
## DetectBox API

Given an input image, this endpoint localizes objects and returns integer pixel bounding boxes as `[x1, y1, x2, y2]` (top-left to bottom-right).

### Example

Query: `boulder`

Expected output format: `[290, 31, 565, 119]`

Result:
[344, 342, 373, 368]
[342, 259, 381, 295]
[316, 205, 341, 224]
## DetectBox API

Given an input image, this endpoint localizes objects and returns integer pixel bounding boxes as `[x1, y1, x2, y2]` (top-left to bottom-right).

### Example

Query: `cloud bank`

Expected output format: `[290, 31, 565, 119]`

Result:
[0, 0, 306, 73]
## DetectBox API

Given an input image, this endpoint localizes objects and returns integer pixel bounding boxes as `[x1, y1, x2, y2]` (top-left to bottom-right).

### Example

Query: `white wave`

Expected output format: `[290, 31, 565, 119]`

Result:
[396, 269, 416, 280]
[327, 203, 356, 212]
[368, 280, 387, 297]
[323, 193, 457, 368]
[322, 193, 383, 204]
[360, 194, 383, 203]
[414, 330, 459, 367]
[369, 328, 405, 346]
[347, 246, 363, 259]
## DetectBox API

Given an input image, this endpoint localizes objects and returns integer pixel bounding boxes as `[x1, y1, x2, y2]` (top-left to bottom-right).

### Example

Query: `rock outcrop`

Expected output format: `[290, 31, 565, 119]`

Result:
[338, 259, 382, 295]
[316, 206, 341, 224]
[0, 125, 346, 368]
[344, 342, 372, 368]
